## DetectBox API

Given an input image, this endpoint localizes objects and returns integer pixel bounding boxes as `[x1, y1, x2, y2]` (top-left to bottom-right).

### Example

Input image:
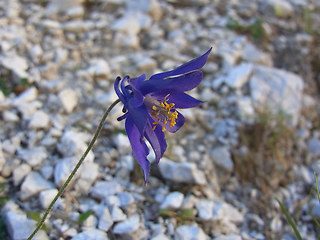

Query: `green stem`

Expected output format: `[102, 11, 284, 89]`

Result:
[28, 99, 120, 240]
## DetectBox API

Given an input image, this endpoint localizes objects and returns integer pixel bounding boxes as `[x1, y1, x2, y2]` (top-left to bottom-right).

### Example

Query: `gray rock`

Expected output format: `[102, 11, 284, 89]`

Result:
[13, 163, 31, 186]
[2, 110, 19, 122]
[20, 171, 54, 200]
[18, 146, 47, 167]
[91, 180, 123, 200]
[58, 88, 78, 113]
[13, 87, 38, 104]
[175, 224, 208, 240]
[0, 55, 29, 80]
[29, 45, 43, 64]
[224, 63, 253, 89]
[113, 214, 140, 235]
[2, 201, 49, 240]
[75, 161, 99, 193]
[98, 207, 113, 231]
[29, 110, 50, 129]
[158, 158, 207, 185]
[237, 96, 255, 120]
[63, 20, 94, 33]
[307, 137, 320, 158]
[210, 147, 234, 172]
[266, 0, 294, 18]
[249, 65, 304, 126]
[242, 43, 273, 66]
[159, 192, 184, 209]
[71, 228, 108, 240]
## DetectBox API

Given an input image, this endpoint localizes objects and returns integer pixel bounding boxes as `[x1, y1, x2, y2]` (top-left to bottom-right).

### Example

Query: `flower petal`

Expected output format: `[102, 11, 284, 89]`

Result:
[144, 118, 167, 164]
[165, 112, 185, 133]
[125, 116, 150, 183]
[149, 48, 212, 80]
[127, 103, 149, 135]
[139, 70, 203, 95]
[167, 92, 203, 109]
[114, 76, 127, 105]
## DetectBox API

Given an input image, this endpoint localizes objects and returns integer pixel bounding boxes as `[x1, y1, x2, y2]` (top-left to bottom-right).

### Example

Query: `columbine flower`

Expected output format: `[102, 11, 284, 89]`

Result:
[114, 48, 212, 182]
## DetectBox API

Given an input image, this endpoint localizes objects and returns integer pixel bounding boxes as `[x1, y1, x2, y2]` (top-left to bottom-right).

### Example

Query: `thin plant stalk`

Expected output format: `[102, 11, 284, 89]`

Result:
[27, 99, 120, 240]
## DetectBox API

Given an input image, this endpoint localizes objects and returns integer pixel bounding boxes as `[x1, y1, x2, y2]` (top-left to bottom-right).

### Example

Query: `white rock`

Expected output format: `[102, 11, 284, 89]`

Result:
[66, 5, 84, 18]
[237, 96, 255, 120]
[224, 63, 252, 89]
[86, 59, 111, 78]
[40, 165, 54, 180]
[117, 192, 135, 207]
[249, 65, 304, 126]
[71, 228, 108, 240]
[111, 206, 127, 222]
[29, 110, 50, 129]
[57, 130, 94, 161]
[113, 32, 140, 49]
[63, 20, 94, 33]
[41, 19, 61, 29]
[54, 157, 80, 187]
[136, 57, 157, 72]
[113, 214, 140, 235]
[266, 0, 294, 18]
[98, 207, 113, 231]
[39, 188, 59, 209]
[160, 192, 184, 209]
[58, 88, 78, 113]
[111, 14, 141, 35]
[20, 171, 54, 200]
[196, 199, 214, 220]
[2, 201, 49, 240]
[210, 147, 234, 172]
[158, 158, 207, 185]
[2, 110, 19, 122]
[18, 146, 47, 167]
[151, 233, 170, 240]
[14, 87, 38, 104]
[91, 180, 123, 200]
[55, 48, 69, 65]
[16, 102, 38, 120]
[0, 55, 29, 80]
[13, 163, 31, 186]
[242, 44, 272, 66]
[175, 225, 208, 240]
[126, 0, 162, 21]
[214, 235, 242, 240]
[29, 45, 43, 63]
[114, 133, 131, 152]
[75, 161, 99, 193]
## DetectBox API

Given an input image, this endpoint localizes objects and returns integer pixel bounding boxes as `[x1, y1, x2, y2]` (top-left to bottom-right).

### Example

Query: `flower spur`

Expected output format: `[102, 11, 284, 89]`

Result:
[114, 48, 212, 182]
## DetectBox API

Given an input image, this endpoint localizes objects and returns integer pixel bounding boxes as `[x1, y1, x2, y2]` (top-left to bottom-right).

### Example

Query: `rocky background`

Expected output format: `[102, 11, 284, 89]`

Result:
[0, 0, 320, 239]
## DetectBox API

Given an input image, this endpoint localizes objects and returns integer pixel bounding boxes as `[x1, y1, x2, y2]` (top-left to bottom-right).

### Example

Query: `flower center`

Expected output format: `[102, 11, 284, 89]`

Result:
[147, 94, 180, 132]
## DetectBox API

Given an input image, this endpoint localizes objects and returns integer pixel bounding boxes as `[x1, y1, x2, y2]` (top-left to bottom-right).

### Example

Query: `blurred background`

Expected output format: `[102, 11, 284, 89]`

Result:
[0, 0, 320, 239]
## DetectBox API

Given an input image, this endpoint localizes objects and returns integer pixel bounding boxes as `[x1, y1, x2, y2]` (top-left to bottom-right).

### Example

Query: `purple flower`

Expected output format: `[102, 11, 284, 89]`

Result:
[114, 48, 212, 182]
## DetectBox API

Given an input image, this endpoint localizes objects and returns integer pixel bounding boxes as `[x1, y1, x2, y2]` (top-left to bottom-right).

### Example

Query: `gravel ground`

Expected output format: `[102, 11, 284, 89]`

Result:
[0, 0, 320, 239]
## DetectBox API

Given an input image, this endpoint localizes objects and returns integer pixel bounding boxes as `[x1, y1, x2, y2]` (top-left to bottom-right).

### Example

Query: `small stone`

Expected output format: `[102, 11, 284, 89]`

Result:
[14, 87, 38, 104]
[113, 214, 140, 235]
[98, 207, 113, 231]
[75, 161, 99, 193]
[266, 0, 294, 18]
[20, 171, 54, 200]
[86, 59, 111, 79]
[71, 228, 108, 240]
[2, 110, 19, 122]
[58, 88, 78, 113]
[39, 188, 59, 209]
[111, 14, 141, 35]
[91, 180, 123, 200]
[54, 157, 80, 187]
[136, 57, 157, 72]
[242, 44, 272, 66]
[224, 63, 252, 89]
[0, 55, 29, 80]
[13, 163, 31, 186]
[210, 147, 234, 172]
[307, 137, 320, 158]
[0, 142, 5, 172]
[114, 133, 131, 153]
[214, 235, 242, 240]
[158, 158, 207, 185]
[117, 192, 135, 207]
[175, 224, 208, 240]
[63, 20, 94, 33]
[29, 110, 50, 129]
[111, 206, 127, 222]
[66, 5, 84, 18]
[237, 96, 255, 120]
[159, 192, 184, 209]
[29, 45, 43, 63]
[18, 146, 47, 167]
[270, 216, 282, 232]
[126, 0, 162, 21]
[2, 201, 49, 240]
